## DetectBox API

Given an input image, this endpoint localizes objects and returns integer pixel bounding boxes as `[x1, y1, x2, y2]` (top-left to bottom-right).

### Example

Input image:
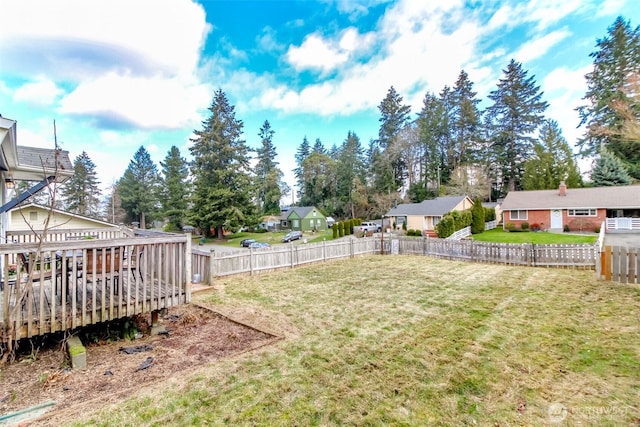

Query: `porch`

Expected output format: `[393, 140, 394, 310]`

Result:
[1, 230, 191, 341]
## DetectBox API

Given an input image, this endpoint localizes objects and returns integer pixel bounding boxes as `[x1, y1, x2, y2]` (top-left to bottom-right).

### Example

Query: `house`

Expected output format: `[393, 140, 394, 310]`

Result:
[385, 195, 474, 235]
[259, 215, 281, 231]
[8, 203, 120, 234]
[500, 182, 640, 232]
[281, 206, 326, 231]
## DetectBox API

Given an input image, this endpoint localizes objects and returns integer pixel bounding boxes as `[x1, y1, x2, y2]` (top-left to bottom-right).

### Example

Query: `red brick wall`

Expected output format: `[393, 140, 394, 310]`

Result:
[503, 209, 605, 231]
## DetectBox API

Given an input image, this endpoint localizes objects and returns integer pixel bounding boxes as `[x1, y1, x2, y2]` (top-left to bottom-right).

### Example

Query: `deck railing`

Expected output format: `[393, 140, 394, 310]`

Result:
[1, 232, 190, 341]
[6, 226, 133, 243]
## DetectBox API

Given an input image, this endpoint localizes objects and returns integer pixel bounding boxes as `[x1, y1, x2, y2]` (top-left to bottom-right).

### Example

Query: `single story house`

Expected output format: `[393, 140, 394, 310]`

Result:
[8, 203, 120, 233]
[500, 182, 640, 232]
[259, 215, 281, 231]
[281, 206, 326, 231]
[385, 195, 474, 234]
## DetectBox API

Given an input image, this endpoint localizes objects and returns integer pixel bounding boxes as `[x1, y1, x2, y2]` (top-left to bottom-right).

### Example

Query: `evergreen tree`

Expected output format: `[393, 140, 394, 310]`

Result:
[471, 197, 485, 234]
[104, 179, 127, 225]
[416, 92, 445, 192]
[522, 120, 582, 190]
[450, 70, 482, 169]
[159, 146, 190, 232]
[300, 152, 336, 209]
[255, 120, 284, 215]
[577, 16, 640, 178]
[188, 89, 254, 238]
[62, 151, 102, 218]
[294, 136, 311, 204]
[374, 86, 411, 192]
[312, 138, 326, 154]
[118, 146, 161, 228]
[486, 59, 549, 193]
[590, 148, 632, 186]
[335, 131, 366, 218]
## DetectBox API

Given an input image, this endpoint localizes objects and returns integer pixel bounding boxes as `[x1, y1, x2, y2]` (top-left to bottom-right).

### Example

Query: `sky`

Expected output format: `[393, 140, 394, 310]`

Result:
[0, 0, 637, 199]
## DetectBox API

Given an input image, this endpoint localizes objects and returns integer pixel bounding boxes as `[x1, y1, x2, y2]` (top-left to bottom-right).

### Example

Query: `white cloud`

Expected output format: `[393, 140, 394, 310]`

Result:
[13, 78, 63, 106]
[513, 29, 571, 64]
[542, 65, 591, 147]
[59, 72, 211, 129]
[595, 0, 626, 17]
[286, 34, 350, 73]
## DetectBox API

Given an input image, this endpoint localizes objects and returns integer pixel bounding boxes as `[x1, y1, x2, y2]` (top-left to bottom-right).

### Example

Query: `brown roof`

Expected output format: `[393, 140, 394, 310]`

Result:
[501, 185, 640, 210]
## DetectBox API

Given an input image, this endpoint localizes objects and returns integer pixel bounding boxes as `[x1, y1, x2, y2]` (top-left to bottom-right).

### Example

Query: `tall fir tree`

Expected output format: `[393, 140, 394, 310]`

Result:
[486, 59, 548, 193]
[522, 120, 582, 190]
[374, 86, 411, 192]
[188, 89, 254, 238]
[416, 92, 445, 194]
[62, 151, 102, 218]
[336, 131, 366, 218]
[118, 146, 161, 228]
[450, 70, 482, 169]
[255, 120, 284, 215]
[577, 17, 640, 178]
[159, 146, 190, 231]
[293, 136, 311, 205]
[590, 148, 632, 186]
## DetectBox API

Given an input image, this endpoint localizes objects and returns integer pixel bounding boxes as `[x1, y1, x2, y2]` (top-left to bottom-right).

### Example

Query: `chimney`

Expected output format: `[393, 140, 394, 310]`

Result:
[558, 181, 567, 197]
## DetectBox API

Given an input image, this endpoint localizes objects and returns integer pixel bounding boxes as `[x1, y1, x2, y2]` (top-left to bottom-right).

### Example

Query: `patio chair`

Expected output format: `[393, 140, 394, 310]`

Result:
[81, 248, 121, 295]
[17, 252, 64, 295]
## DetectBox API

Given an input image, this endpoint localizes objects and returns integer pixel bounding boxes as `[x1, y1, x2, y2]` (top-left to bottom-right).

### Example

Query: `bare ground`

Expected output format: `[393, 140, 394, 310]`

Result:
[0, 302, 278, 425]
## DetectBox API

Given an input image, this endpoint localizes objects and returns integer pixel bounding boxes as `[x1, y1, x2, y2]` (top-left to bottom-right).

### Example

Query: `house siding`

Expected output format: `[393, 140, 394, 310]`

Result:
[504, 209, 605, 231]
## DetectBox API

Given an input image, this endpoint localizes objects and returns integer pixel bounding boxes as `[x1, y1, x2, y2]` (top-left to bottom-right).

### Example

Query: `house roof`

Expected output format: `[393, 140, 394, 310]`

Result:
[0, 117, 73, 182]
[386, 195, 470, 217]
[11, 203, 118, 228]
[284, 206, 324, 219]
[501, 185, 640, 210]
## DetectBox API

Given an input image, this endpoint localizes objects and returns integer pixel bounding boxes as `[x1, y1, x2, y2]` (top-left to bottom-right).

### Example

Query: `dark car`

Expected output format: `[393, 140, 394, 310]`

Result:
[281, 231, 303, 243]
[240, 238, 256, 247]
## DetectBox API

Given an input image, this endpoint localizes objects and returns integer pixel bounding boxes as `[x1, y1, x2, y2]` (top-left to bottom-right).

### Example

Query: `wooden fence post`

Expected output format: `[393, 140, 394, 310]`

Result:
[208, 249, 216, 284]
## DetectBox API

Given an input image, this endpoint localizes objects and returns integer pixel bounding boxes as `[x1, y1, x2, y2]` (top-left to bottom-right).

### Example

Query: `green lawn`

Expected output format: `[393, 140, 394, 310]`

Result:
[195, 229, 335, 247]
[74, 256, 638, 426]
[473, 227, 598, 244]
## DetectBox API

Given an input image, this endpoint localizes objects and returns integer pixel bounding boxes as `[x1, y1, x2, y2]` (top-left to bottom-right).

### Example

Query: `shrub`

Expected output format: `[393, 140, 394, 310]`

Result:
[484, 207, 496, 222]
[402, 222, 407, 231]
[332, 223, 338, 239]
[505, 223, 516, 232]
[338, 222, 345, 237]
[594, 226, 601, 233]
[254, 228, 267, 233]
[563, 224, 570, 232]
[471, 198, 485, 234]
[530, 223, 540, 231]
[520, 222, 529, 231]
[435, 216, 455, 238]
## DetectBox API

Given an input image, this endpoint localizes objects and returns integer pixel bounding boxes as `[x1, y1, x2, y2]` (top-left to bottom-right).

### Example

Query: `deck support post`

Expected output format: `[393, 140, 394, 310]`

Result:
[149, 309, 166, 335]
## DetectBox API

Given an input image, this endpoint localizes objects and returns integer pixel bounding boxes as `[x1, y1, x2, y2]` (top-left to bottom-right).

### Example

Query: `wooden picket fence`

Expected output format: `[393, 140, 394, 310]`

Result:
[597, 245, 640, 284]
[192, 236, 598, 285]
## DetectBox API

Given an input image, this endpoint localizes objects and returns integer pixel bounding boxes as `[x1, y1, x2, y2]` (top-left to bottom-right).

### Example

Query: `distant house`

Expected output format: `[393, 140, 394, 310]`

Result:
[281, 206, 326, 231]
[8, 203, 120, 233]
[385, 195, 474, 234]
[259, 215, 281, 231]
[500, 182, 640, 232]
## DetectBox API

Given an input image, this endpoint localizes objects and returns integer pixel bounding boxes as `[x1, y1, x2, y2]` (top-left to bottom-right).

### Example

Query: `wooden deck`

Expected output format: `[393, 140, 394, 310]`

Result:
[1, 233, 191, 341]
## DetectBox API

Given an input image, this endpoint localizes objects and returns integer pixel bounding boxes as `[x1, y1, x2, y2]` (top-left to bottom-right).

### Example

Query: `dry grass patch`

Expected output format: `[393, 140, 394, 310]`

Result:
[71, 256, 639, 426]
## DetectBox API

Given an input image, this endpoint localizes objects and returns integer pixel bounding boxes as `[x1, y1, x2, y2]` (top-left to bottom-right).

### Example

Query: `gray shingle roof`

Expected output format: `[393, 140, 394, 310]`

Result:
[386, 195, 469, 216]
[17, 146, 73, 173]
[501, 185, 640, 210]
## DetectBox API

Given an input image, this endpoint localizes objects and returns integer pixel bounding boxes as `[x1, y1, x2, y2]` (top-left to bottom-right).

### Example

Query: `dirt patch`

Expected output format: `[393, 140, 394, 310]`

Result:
[0, 303, 278, 424]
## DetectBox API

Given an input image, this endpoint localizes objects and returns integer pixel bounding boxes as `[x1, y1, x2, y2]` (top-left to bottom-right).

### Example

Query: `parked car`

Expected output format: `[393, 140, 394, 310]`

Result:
[249, 242, 270, 249]
[240, 238, 256, 247]
[354, 221, 381, 233]
[281, 231, 303, 242]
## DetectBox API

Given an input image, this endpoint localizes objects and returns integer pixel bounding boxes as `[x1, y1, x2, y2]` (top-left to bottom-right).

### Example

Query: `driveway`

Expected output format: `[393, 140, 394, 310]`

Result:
[604, 232, 640, 248]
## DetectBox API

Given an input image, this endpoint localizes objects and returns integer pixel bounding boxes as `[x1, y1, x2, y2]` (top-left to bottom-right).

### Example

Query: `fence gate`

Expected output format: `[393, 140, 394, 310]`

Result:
[599, 245, 640, 284]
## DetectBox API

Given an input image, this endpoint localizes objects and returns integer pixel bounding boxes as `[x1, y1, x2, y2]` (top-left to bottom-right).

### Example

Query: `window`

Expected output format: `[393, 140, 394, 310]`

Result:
[29, 211, 38, 221]
[432, 216, 441, 227]
[567, 209, 597, 216]
[510, 210, 528, 220]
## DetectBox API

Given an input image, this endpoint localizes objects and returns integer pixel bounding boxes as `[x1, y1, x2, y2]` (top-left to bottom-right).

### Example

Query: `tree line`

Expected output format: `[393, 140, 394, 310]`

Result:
[40, 16, 638, 234]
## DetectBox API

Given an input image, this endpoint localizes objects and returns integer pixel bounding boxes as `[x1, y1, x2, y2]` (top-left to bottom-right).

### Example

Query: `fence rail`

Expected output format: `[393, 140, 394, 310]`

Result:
[192, 236, 597, 284]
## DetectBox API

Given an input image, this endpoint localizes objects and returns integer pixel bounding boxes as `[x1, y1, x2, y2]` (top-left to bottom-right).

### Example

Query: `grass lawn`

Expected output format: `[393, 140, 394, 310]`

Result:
[74, 256, 638, 426]
[195, 229, 335, 248]
[473, 227, 598, 244]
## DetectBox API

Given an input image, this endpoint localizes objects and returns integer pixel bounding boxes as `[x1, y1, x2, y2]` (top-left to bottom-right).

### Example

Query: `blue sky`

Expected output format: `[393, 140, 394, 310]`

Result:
[0, 0, 636, 197]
